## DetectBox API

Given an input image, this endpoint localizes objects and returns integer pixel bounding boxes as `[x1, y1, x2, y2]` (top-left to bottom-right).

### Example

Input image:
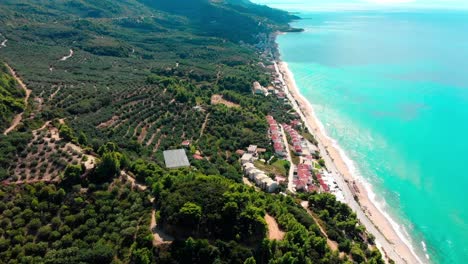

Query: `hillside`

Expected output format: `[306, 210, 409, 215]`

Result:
[0, 1, 384, 263]
[0, 64, 25, 132]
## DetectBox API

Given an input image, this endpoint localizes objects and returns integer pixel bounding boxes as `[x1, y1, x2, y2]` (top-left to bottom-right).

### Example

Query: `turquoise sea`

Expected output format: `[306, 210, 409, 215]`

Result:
[274, 9, 468, 264]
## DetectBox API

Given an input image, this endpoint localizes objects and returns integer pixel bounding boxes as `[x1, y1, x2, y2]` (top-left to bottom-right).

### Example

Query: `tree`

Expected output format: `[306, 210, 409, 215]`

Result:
[318, 159, 325, 167]
[93, 152, 122, 183]
[178, 202, 202, 231]
[97, 142, 118, 156]
[63, 164, 83, 185]
[28, 218, 42, 231]
[82, 242, 114, 263]
[350, 244, 365, 263]
[37, 225, 52, 240]
[132, 247, 153, 264]
[59, 124, 76, 143]
[244, 257, 256, 264]
[338, 239, 351, 253]
[78, 132, 88, 146]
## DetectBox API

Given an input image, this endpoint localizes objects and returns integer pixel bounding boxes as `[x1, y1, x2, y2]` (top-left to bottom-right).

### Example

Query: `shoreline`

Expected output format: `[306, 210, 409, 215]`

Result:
[274, 60, 424, 264]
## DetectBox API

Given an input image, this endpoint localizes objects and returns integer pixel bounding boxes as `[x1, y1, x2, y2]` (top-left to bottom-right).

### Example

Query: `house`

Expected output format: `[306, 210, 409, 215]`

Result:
[316, 173, 330, 193]
[275, 176, 286, 184]
[274, 142, 285, 156]
[235, 149, 245, 156]
[260, 177, 278, 193]
[247, 145, 257, 154]
[250, 169, 264, 180]
[319, 179, 330, 192]
[265, 181, 278, 193]
[308, 185, 319, 193]
[255, 173, 269, 185]
[271, 134, 281, 143]
[269, 123, 279, 130]
[245, 167, 257, 178]
[257, 148, 267, 153]
[241, 153, 253, 165]
[193, 154, 204, 160]
[294, 145, 303, 155]
[241, 162, 278, 193]
[243, 162, 255, 171]
[181, 140, 191, 147]
[253, 81, 262, 90]
[290, 120, 302, 128]
[294, 179, 307, 191]
[253, 81, 268, 95]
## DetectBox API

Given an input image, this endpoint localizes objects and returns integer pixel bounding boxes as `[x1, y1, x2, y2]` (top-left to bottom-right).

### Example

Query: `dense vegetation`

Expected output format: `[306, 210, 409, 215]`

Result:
[0, 64, 24, 131]
[0, 0, 384, 263]
[0, 181, 153, 263]
[0, 132, 31, 181]
[135, 161, 384, 264]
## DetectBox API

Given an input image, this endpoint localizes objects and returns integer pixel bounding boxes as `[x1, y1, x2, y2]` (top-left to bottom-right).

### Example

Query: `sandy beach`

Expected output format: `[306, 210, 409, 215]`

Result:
[276, 61, 424, 264]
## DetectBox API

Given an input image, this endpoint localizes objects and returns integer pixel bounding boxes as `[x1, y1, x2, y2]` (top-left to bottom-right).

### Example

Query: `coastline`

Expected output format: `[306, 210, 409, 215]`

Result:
[274, 60, 424, 264]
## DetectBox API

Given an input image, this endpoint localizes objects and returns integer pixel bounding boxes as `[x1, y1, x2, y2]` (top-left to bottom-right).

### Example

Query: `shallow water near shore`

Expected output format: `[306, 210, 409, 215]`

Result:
[277, 10, 468, 264]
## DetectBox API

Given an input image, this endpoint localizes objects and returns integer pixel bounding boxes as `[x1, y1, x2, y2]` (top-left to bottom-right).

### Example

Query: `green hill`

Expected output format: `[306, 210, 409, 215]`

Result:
[0, 64, 24, 131]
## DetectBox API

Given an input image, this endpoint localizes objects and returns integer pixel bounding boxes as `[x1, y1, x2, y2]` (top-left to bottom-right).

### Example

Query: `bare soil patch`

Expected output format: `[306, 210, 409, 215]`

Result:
[265, 214, 285, 241]
[151, 208, 173, 246]
[97, 115, 119, 129]
[211, 94, 240, 108]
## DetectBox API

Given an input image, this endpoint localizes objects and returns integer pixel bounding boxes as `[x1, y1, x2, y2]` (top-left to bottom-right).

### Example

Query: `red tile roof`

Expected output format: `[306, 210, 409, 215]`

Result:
[308, 185, 319, 192]
[235, 149, 245, 155]
[193, 154, 204, 160]
[273, 142, 283, 151]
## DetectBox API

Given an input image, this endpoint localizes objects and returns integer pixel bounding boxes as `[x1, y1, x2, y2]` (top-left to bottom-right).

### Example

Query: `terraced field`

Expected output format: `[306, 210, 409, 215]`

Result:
[7, 121, 95, 184]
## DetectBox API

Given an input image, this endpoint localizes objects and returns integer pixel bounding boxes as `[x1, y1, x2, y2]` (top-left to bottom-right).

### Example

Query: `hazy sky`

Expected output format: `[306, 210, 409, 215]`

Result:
[250, 0, 468, 11]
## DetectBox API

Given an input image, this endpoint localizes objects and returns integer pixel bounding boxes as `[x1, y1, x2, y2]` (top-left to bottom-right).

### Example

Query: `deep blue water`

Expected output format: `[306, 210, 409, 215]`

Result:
[277, 10, 468, 264]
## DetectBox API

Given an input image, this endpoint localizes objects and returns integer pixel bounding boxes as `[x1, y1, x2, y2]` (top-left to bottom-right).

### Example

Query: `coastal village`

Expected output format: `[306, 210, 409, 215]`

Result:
[161, 54, 346, 200]
[237, 57, 345, 201]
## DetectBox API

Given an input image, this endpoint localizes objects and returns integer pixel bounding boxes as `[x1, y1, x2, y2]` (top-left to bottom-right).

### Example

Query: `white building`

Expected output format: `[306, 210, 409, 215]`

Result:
[253, 81, 268, 96]
[241, 153, 253, 165]
[241, 162, 278, 193]
[247, 145, 258, 154]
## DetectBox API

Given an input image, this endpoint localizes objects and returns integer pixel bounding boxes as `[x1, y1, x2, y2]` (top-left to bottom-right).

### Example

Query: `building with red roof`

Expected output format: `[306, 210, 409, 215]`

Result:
[181, 140, 191, 147]
[235, 149, 245, 156]
[274, 142, 285, 156]
[193, 154, 204, 160]
[294, 145, 303, 154]
[271, 134, 281, 143]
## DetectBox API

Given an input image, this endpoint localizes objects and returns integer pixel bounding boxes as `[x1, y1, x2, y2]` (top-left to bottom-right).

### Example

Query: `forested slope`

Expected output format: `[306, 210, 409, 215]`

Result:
[0, 64, 24, 131]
